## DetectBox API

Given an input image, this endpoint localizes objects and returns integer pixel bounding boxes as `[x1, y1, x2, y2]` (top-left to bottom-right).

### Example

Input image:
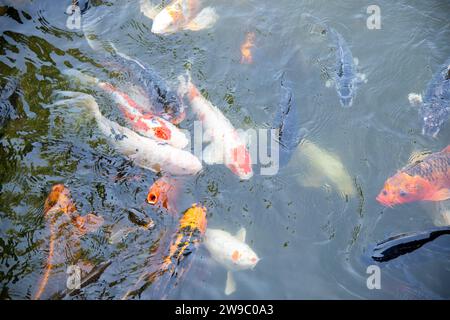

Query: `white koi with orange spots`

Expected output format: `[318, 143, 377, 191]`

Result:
[63, 69, 189, 149]
[141, 0, 218, 35]
[204, 228, 259, 295]
[52, 92, 202, 176]
[178, 74, 253, 180]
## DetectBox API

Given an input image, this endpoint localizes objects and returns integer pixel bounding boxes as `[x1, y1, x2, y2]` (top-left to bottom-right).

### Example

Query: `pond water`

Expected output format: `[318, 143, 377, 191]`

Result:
[1, 0, 450, 300]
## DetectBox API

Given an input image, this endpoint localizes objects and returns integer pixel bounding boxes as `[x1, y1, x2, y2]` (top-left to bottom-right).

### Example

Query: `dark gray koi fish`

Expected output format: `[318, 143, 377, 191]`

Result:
[300, 14, 366, 108]
[327, 28, 366, 108]
[409, 58, 450, 137]
[272, 76, 306, 167]
[107, 48, 186, 125]
[82, 7, 186, 124]
[372, 226, 450, 262]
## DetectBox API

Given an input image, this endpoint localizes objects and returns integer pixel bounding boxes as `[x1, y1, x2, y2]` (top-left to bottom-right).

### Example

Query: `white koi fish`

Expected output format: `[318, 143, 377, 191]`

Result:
[204, 228, 259, 295]
[178, 74, 253, 180]
[53, 91, 202, 176]
[63, 69, 189, 149]
[292, 139, 356, 198]
[140, 0, 218, 35]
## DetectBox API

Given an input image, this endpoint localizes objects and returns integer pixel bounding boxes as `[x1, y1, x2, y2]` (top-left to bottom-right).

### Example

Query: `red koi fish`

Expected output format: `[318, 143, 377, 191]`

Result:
[240, 32, 256, 64]
[147, 176, 180, 215]
[377, 145, 450, 207]
[33, 184, 104, 300]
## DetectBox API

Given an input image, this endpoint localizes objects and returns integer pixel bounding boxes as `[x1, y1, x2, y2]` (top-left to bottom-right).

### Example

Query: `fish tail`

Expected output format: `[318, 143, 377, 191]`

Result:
[62, 69, 99, 87]
[177, 71, 199, 101]
[52, 91, 102, 119]
[185, 7, 218, 31]
[33, 221, 56, 300]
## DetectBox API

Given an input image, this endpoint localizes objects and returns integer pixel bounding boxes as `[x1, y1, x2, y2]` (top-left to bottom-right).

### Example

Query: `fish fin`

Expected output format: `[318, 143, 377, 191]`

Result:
[235, 228, 246, 242]
[203, 143, 224, 165]
[408, 93, 422, 107]
[225, 271, 236, 295]
[442, 145, 450, 153]
[63, 69, 99, 87]
[140, 0, 162, 20]
[184, 7, 218, 31]
[300, 173, 324, 188]
[426, 189, 450, 202]
[356, 72, 367, 84]
[407, 149, 431, 166]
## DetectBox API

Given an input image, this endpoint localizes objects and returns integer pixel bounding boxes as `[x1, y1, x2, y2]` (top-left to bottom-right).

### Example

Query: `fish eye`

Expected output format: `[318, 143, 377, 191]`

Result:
[399, 190, 407, 197]
[382, 190, 387, 196]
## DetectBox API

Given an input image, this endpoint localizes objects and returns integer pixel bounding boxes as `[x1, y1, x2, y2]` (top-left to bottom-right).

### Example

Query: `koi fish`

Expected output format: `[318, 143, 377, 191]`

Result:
[34, 184, 104, 300]
[272, 76, 306, 167]
[63, 69, 188, 149]
[110, 49, 187, 125]
[408, 58, 450, 137]
[140, 0, 218, 35]
[109, 209, 154, 244]
[53, 91, 202, 176]
[204, 228, 259, 295]
[178, 74, 253, 180]
[240, 32, 255, 64]
[372, 226, 450, 262]
[78, 31, 187, 124]
[122, 204, 207, 299]
[292, 139, 356, 198]
[377, 145, 450, 207]
[327, 28, 363, 108]
[147, 176, 180, 214]
[300, 14, 366, 107]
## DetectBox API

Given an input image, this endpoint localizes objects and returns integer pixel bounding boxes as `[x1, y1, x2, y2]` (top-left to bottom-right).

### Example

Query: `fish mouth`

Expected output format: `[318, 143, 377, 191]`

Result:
[340, 96, 353, 108]
[422, 126, 440, 138]
[376, 195, 394, 208]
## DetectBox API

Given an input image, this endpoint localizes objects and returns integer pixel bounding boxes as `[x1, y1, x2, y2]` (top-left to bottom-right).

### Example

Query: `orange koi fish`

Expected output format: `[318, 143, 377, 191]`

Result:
[122, 204, 207, 299]
[147, 176, 180, 214]
[377, 145, 450, 207]
[33, 184, 104, 300]
[240, 32, 255, 64]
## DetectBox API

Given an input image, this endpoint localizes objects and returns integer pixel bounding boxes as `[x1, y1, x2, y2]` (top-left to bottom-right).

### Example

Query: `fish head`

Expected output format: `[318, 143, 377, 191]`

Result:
[420, 103, 447, 138]
[338, 84, 354, 107]
[44, 184, 76, 217]
[376, 172, 433, 207]
[228, 144, 253, 180]
[147, 177, 175, 210]
[164, 98, 186, 125]
[180, 203, 207, 234]
[151, 3, 184, 34]
[230, 246, 260, 269]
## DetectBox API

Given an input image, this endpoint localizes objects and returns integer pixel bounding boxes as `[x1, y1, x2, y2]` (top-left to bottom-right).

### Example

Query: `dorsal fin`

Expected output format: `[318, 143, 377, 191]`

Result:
[235, 228, 246, 242]
[407, 150, 431, 166]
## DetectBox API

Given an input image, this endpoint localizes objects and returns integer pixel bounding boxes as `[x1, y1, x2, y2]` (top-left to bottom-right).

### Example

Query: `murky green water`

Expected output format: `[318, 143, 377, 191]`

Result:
[1, 0, 450, 300]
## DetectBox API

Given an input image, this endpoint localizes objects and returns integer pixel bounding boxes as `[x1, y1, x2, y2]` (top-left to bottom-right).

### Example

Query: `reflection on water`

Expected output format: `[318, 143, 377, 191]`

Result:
[0, 0, 450, 299]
